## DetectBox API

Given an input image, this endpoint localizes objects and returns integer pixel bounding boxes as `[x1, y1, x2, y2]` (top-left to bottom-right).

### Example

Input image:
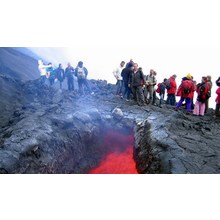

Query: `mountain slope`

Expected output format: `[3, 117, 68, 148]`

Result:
[0, 47, 39, 81]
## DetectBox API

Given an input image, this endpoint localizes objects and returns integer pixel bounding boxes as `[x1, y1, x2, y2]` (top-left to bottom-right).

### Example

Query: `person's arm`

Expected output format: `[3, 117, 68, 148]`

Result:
[42, 64, 52, 69]
[113, 68, 119, 79]
[152, 76, 157, 86]
[140, 71, 146, 87]
[84, 67, 88, 78]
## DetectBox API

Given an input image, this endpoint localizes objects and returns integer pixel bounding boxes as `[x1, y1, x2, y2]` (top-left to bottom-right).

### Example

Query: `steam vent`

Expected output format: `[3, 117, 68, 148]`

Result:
[1, 48, 220, 174]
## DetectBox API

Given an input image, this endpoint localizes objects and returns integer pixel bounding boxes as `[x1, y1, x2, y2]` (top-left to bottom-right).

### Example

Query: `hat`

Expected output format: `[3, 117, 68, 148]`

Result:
[186, 73, 191, 79]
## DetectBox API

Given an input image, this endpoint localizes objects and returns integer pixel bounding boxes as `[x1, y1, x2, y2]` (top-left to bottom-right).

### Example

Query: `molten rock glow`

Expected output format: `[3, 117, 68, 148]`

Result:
[89, 130, 138, 174]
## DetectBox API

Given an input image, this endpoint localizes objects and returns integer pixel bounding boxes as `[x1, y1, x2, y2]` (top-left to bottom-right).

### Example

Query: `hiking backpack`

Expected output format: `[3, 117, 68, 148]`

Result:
[165, 79, 172, 90]
[181, 80, 193, 95]
[156, 83, 161, 93]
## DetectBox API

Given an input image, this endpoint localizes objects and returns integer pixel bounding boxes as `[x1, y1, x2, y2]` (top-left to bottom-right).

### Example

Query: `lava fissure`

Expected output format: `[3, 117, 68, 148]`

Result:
[88, 129, 138, 174]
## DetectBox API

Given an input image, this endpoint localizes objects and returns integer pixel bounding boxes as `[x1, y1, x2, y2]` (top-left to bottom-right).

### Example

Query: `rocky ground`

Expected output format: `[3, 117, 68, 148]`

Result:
[0, 74, 220, 174]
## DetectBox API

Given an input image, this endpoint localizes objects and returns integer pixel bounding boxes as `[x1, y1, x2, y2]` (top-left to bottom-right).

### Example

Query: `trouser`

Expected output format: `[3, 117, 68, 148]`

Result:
[191, 97, 195, 110]
[166, 94, 176, 106]
[49, 77, 55, 86]
[152, 90, 156, 104]
[205, 98, 210, 113]
[193, 101, 205, 116]
[59, 80, 63, 89]
[116, 80, 123, 95]
[132, 86, 145, 105]
[123, 83, 131, 99]
[67, 78, 74, 91]
[144, 85, 154, 103]
[78, 78, 91, 94]
[176, 97, 192, 112]
[159, 93, 165, 106]
[215, 103, 220, 116]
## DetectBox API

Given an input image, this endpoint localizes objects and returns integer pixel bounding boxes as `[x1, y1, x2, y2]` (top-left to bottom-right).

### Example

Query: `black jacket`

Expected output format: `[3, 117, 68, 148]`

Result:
[129, 70, 145, 87]
[56, 67, 65, 81]
[121, 67, 132, 84]
[65, 67, 75, 79]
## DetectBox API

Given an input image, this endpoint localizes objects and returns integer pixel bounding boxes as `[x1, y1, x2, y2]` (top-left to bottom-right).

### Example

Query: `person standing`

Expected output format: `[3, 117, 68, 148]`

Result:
[166, 74, 177, 106]
[144, 69, 157, 104]
[113, 61, 125, 97]
[193, 76, 210, 116]
[56, 64, 65, 90]
[38, 59, 52, 85]
[214, 80, 220, 117]
[175, 73, 195, 114]
[121, 62, 133, 101]
[129, 63, 146, 106]
[75, 61, 93, 95]
[205, 75, 212, 113]
[47, 63, 56, 86]
[65, 63, 75, 91]
[156, 78, 167, 108]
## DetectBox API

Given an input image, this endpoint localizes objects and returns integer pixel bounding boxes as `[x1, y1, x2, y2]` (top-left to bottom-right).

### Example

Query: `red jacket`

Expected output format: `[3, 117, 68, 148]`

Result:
[215, 87, 220, 104]
[196, 82, 210, 103]
[167, 76, 177, 94]
[176, 79, 195, 99]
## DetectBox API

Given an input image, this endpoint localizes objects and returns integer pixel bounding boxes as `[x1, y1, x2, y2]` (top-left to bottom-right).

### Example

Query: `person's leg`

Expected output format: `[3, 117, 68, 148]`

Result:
[123, 84, 128, 98]
[159, 93, 164, 106]
[170, 94, 175, 106]
[152, 90, 156, 105]
[137, 86, 145, 105]
[200, 102, 206, 116]
[191, 98, 194, 110]
[131, 86, 137, 101]
[119, 80, 123, 96]
[116, 80, 120, 95]
[144, 86, 149, 102]
[78, 80, 83, 94]
[186, 98, 192, 112]
[67, 79, 70, 91]
[149, 86, 154, 103]
[166, 94, 171, 105]
[176, 97, 184, 108]
[193, 101, 200, 115]
[216, 104, 220, 116]
[205, 99, 208, 113]
[127, 87, 131, 100]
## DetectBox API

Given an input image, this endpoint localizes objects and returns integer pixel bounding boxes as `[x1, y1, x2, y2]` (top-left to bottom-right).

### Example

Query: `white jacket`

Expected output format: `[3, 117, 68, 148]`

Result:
[38, 63, 51, 76]
[113, 66, 124, 81]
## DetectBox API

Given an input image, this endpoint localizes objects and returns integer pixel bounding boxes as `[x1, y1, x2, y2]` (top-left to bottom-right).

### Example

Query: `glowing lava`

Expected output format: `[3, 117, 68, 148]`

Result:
[88, 130, 138, 174]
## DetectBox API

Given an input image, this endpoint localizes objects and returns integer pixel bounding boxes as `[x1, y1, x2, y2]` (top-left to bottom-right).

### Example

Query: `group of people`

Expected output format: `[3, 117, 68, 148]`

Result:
[113, 60, 220, 117]
[38, 60, 93, 95]
[113, 60, 158, 106]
